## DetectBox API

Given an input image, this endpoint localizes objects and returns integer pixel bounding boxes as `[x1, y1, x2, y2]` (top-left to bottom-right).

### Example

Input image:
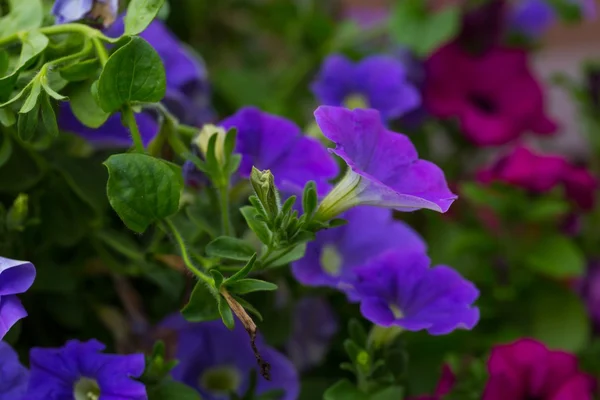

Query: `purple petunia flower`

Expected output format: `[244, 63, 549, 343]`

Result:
[0, 341, 29, 400]
[163, 315, 299, 400]
[59, 18, 213, 147]
[52, 0, 119, 25]
[311, 54, 421, 121]
[285, 297, 338, 371]
[25, 339, 146, 399]
[0, 257, 36, 340]
[292, 206, 425, 293]
[219, 106, 338, 194]
[352, 250, 479, 335]
[312, 106, 456, 221]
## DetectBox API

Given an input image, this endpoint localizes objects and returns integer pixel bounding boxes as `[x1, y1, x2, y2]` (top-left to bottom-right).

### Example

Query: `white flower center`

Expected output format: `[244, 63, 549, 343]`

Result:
[73, 377, 100, 400]
[343, 94, 369, 110]
[199, 365, 241, 395]
[320, 245, 343, 276]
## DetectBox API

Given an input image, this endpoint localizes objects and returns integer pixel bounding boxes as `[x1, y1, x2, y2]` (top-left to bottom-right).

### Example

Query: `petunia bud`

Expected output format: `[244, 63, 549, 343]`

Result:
[6, 194, 29, 232]
[193, 124, 228, 166]
[250, 167, 281, 220]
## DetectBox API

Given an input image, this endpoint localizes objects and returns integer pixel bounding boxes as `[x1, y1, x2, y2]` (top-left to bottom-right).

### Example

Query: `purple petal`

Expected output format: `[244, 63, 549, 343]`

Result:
[0, 257, 36, 296]
[0, 341, 29, 399]
[52, 0, 93, 24]
[311, 54, 356, 106]
[508, 0, 556, 39]
[360, 297, 396, 327]
[95, 354, 147, 397]
[355, 55, 421, 119]
[0, 295, 27, 341]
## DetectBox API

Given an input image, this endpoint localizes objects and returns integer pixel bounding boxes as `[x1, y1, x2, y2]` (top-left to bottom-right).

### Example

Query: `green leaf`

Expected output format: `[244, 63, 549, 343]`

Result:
[302, 181, 318, 217]
[205, 236, 256, 261]
[69, 81, 110, 128]
[218, 295, 235, 330]
[125, 0, 166, 35]
[59, 59, 100, 82]
[0, 31, 48, 102]
[19, 79, 42, 113]
[0, 0, 44, 37]
[180, 282, 220, 323]
[104, 153, 183, 233]
[97, 36, 166, 113]
[225, 253, 258, 284]
[0, 108, 15, 127]
[530, 282, 590, 352]
[390, 0, 459, 57]
[41, 76, 67, 100]
[240, 206, 271, 244]
[369, 387, 404, 400]
[17, 102, 39, 141]
[267, 243, 307, 268]
[225, 278, 277, 294]
[348, 319, 368, 348]
[0, 138, 44, 192]
[525, 235, 585, 278]
[0, 133, 12, 168]
[0, 51, 8, 76]
[324, 380, 367, 400]
[210, 269, 224, 289]
[39, 93, 58, 138]
[148, 380, 202, 400]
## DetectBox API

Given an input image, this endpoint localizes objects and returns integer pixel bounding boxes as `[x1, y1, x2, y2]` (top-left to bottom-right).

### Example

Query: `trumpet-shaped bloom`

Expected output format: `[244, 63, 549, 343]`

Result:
[313, 106, 456, 220]
[292, 206, 425, 293]
[352, 250, 479, 335]
[424, 43, 556, 146]
[483, 338, 595, 400]
[163, 315, 299, 400]
[311, 54, 420, 121]
[26, 339, 147, 399]
[0, 257, 36, 340]
[0, 341, 29, 400]
[220, 107, 338, 194]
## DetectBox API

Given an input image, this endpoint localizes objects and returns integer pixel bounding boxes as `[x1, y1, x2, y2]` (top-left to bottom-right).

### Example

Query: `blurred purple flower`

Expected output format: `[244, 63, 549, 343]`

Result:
[26, 339, 146, 399]
[483, 338, 594, 400]
[425, 43, 557, 146]
[578, 261, 600, 326]
[311, 54, 421, 121]
[353, 250, 479, 335]
[292, 206, 425, 294]
[0, 341, 28, 400]
[313, 106, 456, 221]
[0, 257, 36, 340]
[219, 106, 338, 194]
[285, 297, 338, 371]
[52, 0, 118, 25]
[59, 18, 213, 147]
[509, 0, 596, 39]
[163, 315, 299, 400]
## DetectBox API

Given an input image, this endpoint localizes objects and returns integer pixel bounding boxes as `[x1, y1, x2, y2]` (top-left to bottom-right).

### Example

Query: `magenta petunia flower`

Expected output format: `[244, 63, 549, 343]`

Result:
[163, 315, 299, 400]
[313, 106, 456, 221]
[292, 206, 425, 293]
[219, 106, 338, 194]
[424, 43, 556, 146]
[0, 257, 36, 340]
[311, 54, 421, 121]
[26, 339, 147, 399]
[408, 365, 455, 400]
[483, 338, 595, 400]
[352, 250, 479, 335]
[478, 145, 597, 210]
[0, 341, 29, 400]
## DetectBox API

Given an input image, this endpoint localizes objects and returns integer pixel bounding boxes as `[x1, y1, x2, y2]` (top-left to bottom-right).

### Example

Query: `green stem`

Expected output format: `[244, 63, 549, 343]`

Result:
[0, 23, 116, 48]
[91, 36, 109, 65]
[218, 185, 232, 236]
[122, 106, 145, 153]
[163, 218, 213, 285]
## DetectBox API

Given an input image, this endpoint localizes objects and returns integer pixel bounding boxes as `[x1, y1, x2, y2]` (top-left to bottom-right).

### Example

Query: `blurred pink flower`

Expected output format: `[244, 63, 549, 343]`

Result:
[483, 338, 595, 400]
[424, 43, 556, 146]
[408, 364, 455, 400]
[478, 145, 597, 210]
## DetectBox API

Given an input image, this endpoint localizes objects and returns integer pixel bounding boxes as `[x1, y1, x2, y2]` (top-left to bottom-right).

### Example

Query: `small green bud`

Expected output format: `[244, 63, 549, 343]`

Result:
[250, 167, 280, 220]
[6, 193, 28, 232]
